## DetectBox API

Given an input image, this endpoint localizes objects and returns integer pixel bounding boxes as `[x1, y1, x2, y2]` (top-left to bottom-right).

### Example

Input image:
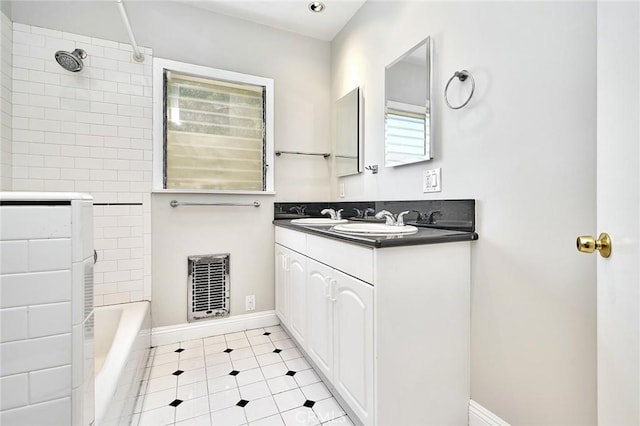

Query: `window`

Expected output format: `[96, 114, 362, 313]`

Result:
[153, 58, 274, 192]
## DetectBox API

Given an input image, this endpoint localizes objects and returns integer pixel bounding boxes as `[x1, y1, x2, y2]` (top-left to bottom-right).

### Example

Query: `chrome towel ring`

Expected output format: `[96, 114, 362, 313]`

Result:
[444, 70, 475, 110]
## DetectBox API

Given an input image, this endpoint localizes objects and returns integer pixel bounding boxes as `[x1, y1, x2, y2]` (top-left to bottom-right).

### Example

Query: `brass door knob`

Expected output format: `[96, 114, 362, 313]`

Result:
[576, 233, 612, 258]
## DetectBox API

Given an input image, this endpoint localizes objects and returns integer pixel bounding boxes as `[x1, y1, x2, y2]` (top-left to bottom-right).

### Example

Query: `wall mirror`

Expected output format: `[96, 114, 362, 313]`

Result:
[335, 87, 363, 177]
[384, 36, 433, 167]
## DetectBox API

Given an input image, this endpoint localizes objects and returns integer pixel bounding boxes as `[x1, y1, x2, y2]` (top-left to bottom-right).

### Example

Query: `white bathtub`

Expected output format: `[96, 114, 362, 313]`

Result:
[95, 301, 151, 426]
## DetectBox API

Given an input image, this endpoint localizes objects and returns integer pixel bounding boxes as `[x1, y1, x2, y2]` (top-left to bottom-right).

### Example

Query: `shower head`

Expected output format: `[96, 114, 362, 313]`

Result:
[54, 49, 87, 72]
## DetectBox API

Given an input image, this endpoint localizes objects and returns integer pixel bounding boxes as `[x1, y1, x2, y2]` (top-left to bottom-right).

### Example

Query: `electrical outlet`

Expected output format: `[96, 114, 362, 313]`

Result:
[423, 168, 442, 193]
[339, 183, 345, 198]
[245, 295, 255, 311]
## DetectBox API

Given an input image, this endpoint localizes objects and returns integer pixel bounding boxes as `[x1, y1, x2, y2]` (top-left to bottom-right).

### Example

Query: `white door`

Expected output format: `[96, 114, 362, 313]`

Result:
[275, 244, 290, 327]
[288, 250, 307, 346]
[306, 259, 334, 379]
[332, 269, 374, 425]
[594, 2, 639, 424]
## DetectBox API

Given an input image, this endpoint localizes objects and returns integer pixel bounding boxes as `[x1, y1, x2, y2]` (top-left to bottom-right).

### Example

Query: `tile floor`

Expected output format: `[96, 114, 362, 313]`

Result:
[133, 325, 354, 426]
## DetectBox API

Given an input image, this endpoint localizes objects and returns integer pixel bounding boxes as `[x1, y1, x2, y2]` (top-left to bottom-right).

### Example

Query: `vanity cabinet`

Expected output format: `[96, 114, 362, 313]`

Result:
[288, 250, 307, 345]
[306, 259, 374, 423]
[331, 266, 374, 423]
[275, 225, 471, 426]
[274, 244, 306, 345]
[274, 246, 290, 327]
[306, 260, 333, 378]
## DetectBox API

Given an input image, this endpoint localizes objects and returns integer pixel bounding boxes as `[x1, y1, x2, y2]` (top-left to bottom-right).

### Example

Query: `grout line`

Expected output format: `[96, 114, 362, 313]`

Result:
[200, 336, 216, 426]
[139, 326, 350, 425]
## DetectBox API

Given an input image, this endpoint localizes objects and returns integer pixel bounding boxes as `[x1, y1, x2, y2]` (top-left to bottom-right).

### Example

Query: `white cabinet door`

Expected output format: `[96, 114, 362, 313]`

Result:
[288, 250, 307, 346]
[332, 269, 374, 425]
[274, 244, 290, 327]
[306, 258, 334, 379]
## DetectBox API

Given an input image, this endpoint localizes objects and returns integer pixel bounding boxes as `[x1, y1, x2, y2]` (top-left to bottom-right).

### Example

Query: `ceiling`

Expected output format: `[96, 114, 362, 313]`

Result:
[180, 0, 367, 41]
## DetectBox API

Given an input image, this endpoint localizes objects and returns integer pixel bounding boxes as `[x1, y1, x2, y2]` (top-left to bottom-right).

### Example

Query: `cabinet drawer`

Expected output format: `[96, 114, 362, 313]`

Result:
[306, 234, 373, 283]
[275, 227, 307, 254]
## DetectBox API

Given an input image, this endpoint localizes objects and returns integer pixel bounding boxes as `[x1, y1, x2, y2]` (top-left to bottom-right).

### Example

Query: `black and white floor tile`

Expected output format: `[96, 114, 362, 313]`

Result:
[132, 325, 354, 426]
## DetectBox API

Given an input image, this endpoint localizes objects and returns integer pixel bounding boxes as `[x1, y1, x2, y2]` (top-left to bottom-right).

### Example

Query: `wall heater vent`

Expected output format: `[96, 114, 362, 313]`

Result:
[187, 254, 230, 322]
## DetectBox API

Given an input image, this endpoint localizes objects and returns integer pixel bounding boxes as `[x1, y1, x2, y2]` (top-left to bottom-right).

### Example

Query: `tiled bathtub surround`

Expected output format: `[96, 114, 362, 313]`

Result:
[0, 193, 94, 425]
[93, 203, 146, 305]
[10, 21, 153, 306]
[135, 326, 352, 426]
[1, 12, 12, 190]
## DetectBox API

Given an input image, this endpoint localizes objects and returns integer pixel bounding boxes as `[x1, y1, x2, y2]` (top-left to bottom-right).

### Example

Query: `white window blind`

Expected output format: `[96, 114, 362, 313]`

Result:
[164, 71, 266, 191]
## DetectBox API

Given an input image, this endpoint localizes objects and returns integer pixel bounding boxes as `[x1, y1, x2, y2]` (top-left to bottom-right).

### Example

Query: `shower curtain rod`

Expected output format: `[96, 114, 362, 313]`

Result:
[116, 0, 145, 63]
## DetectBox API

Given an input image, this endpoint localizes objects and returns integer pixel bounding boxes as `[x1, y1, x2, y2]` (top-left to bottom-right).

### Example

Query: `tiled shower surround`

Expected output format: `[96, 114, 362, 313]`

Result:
[0, 196, 95, 425]
[9, 19, 153, 306]
[1, 12, 12, 191]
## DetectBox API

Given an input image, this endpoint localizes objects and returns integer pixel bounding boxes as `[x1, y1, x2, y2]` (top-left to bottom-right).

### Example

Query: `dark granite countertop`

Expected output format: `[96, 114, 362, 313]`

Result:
[273, 219, 478, 249]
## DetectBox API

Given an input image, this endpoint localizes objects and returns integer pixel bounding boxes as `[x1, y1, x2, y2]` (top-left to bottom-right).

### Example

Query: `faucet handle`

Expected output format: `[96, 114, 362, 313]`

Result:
[411, 209, 428, 221]
[365, 207, 375, 217]
[335, 209, 343, 220]
[374, 210, 396, 226]
[427, 210, 442, 224]
[289, 205, 307, 215]
[321, 208, 337, 220]
[396, 211, 411, 226]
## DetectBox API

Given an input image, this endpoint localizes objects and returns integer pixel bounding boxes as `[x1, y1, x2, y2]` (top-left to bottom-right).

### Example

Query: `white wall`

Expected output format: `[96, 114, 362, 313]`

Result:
[10, 2, 332, 326]
[141, 3, 331, 327]
[331, 2, 596, 425]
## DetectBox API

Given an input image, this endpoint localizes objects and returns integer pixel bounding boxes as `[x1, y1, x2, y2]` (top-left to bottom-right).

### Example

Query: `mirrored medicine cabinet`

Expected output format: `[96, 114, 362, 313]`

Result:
[335, 87, 363, 177]
[384, 36, 434, 167]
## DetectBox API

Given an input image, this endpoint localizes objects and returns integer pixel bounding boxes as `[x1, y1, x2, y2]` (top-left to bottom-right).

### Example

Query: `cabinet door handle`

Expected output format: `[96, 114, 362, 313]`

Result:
[329, 279, 337, 302]
[283, 256, 289, 271]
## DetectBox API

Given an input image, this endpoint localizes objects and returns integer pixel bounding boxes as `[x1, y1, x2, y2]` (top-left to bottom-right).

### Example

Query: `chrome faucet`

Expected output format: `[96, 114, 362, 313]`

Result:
[374, 210, 411, 226]
[321, 208, 343, 220]
[411, 209, 442, 224]
[375, 210, 395, 225]
[353, 207, 376, 219]
[426, 210, 442, 224]
[289, 205, 307, 215]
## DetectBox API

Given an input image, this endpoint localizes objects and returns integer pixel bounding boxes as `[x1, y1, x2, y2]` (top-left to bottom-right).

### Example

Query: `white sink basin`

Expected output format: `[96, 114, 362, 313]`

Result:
[332, 223, 418, 236]
[291, 218, 349, 225]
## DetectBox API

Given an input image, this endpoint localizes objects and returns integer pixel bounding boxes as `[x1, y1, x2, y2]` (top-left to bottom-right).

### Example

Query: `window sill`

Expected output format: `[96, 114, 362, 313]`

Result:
[152, 189, 276, 195]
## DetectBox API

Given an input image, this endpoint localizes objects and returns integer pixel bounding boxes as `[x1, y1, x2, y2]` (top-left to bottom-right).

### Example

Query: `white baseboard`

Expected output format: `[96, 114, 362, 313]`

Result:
[151, 310, 279, 347]
[469, 400, 511, 426]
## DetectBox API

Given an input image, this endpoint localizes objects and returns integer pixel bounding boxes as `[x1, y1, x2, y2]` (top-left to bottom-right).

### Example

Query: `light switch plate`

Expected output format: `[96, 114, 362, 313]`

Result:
[423, 168, 442, 192]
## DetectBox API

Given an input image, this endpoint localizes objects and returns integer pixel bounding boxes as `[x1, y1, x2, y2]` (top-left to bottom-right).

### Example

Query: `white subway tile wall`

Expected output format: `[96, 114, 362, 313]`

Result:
[1, 12, 12, 190]
[11, 22, 153, 305]
[0, 200, 94, 424]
